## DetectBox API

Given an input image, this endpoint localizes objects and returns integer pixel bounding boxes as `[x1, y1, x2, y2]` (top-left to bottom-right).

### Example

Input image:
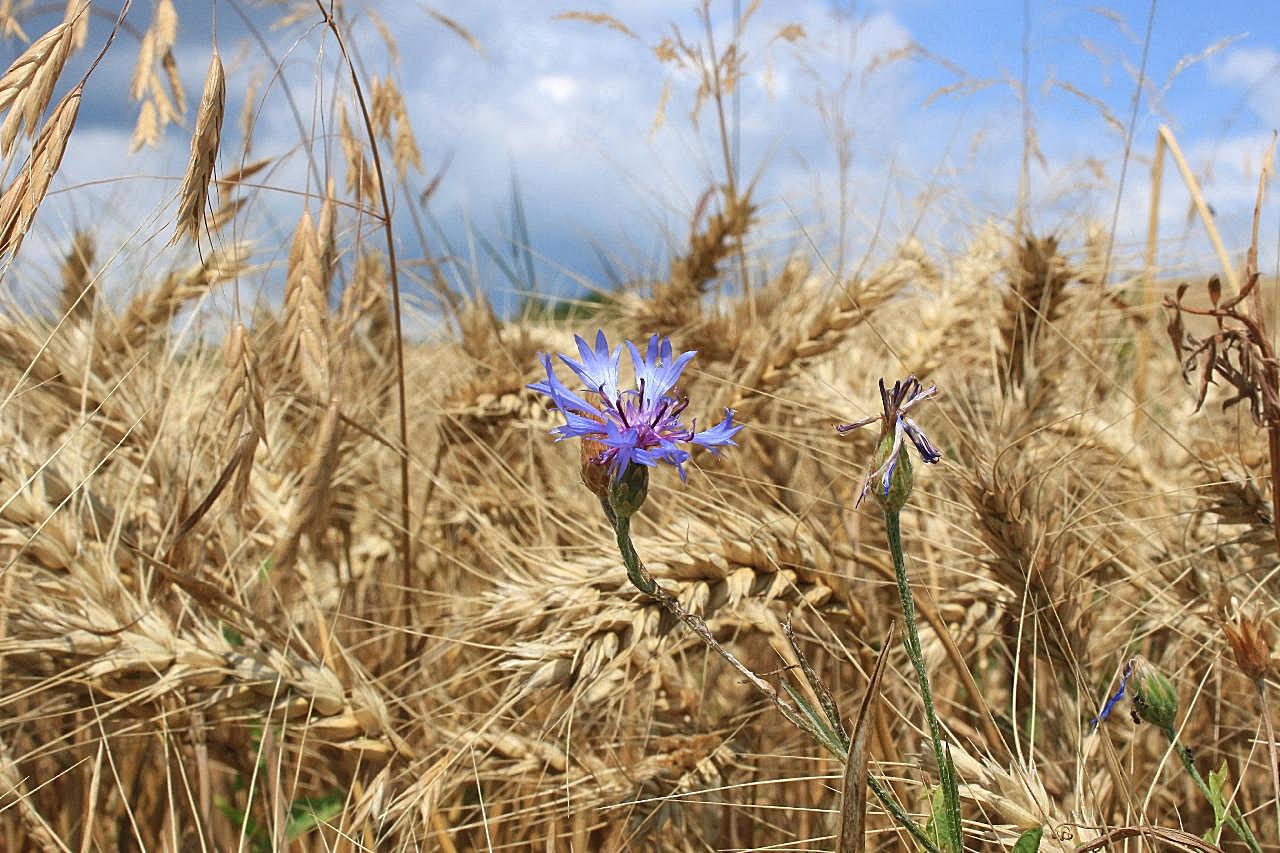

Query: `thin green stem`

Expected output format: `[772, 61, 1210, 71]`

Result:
[867, 774, 944, 853]
[614, 513, 654, 594]
[884, 509, 964, 852]
[612, 510, 940, 851]
[1163, 726, 1261, 853]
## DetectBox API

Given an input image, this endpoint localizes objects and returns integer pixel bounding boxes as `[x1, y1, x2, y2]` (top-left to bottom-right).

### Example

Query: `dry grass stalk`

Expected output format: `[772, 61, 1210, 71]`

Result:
[129, 0, 182, 151]
[728, 251, 917, 412]
[108, 242, 248, 352]
[63, 0, 88, 49]
[1000, 234, 1073, 386]
[0, 0, 26, 41]
[170, 49, 225, 246]
[279, 203, 333, 397]
[0, 85, 80, 258]
[337, 101, 379, 203]
[337, 250, 397, 366]
[632, 187, 754, 335]
[57, 230, 94, 321]
[267, 397, 342, 580]
[216, 155, 272, 200]
[0, 20, 74, 156]
[0, 736, 62, 853]
[369, 75, 422, 178]
[217, 323, 266, 517]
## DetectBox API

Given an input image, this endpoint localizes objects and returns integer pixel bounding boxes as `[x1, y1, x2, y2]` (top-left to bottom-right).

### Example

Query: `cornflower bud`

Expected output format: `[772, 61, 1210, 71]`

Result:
[1130, 655, 1178, 731]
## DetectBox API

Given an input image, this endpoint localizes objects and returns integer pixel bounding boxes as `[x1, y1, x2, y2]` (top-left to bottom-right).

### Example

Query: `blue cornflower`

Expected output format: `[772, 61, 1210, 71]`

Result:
[529, 330, 743, 483]
[837, 375, 942, 506]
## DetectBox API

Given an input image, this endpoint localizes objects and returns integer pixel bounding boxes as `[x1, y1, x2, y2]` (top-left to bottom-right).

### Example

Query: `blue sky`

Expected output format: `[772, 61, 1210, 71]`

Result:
[17, 1, 1280, 315]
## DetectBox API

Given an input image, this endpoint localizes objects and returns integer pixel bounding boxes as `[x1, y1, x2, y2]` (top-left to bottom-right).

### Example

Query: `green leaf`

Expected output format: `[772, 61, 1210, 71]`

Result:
[1203, 761, 1229, 844]
[781, 680, 845, 759]
[924, 785, 961, 852]
[221, 623, 244, 647]
[288, 793, 346, 840]
[1012, 827, 1043, 852]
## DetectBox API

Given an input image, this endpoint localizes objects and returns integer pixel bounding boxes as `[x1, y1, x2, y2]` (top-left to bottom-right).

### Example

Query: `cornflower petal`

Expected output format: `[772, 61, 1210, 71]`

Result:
[627, 335, 697, 401]
[560, 331, 622, 400]
[836, 415, 877, 434]
[553, 410, 609, 441]
[900, 381, 938, 413]
[529, 354, 602, 417]
[691, 408, 743, 451]
[901, 416, 941, 463]
[1091, 659, 1135, 729]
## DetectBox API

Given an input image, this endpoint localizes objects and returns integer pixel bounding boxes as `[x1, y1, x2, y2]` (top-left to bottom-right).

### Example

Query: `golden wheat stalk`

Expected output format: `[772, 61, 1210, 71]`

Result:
[171, 50, 225, 245]
[279, 205, 333, 396]
[58, 230, 94, 321]
[0, 21, 74, 156]
[0, 85, 80, 258]
[129, 0, 181, 151]
[267, 398, 342, 579]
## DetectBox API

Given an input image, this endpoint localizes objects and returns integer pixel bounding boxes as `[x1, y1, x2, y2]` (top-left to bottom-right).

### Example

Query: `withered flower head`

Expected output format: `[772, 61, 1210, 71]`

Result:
[836, 375, 941, 511]
[1224, 611, 1274, 683]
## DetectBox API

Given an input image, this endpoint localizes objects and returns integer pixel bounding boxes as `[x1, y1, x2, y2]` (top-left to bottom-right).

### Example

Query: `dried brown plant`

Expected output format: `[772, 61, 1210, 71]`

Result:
[1001, 234, 1074, 386]
[0, 85, 79, 258]
[0, 19, 74, 156]
[170, 49, 225, 246]
[129, 0, 183, 151]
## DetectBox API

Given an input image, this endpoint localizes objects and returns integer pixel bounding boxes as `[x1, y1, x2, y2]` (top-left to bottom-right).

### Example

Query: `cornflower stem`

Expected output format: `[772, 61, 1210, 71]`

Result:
[1267, 424, 1280, 558]
[1258, 683, 1280, 845]
[884, 509, 964, 853]
[612, 510, 941, 853]
[1162, 724, 1262, 853]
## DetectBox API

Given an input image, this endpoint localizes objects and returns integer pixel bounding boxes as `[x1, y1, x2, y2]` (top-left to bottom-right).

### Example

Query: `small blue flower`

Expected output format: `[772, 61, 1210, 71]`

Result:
[837, 375, 942, 505]
[530, 330, 743, 481]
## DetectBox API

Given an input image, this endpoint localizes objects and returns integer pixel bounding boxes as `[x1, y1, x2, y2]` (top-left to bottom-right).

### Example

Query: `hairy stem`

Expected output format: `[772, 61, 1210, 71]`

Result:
[884, 509, 964, 852]
[1258, 682, 1280, 845]
[1267, 424, 1280, 559]
[1165, 726, 1262, 852]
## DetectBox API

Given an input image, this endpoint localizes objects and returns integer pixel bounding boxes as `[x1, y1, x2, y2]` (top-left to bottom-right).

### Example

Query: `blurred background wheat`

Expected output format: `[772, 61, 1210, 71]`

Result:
[0, 0, 1278, 850]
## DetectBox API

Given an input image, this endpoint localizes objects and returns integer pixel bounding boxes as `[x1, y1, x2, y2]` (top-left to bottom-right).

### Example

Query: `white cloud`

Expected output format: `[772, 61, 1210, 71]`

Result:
[1212, 46, 1280, 88]
[535, 75, 578, 103]
[1210, 47, 1280, 126]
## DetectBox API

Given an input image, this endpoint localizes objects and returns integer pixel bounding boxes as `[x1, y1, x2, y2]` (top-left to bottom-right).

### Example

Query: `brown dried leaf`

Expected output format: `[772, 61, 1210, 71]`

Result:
[837, 623, 893, 853]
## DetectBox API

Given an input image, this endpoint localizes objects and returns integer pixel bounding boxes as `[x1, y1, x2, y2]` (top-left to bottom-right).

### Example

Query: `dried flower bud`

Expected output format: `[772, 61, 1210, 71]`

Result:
[836, 376, 940, 510]
[1130, 655, 1178, 731]
[873, 432, 914, 513]
[608, 462, 649, 519]
[1224, 612, 1273, 683]
[580, 437, 611, 500]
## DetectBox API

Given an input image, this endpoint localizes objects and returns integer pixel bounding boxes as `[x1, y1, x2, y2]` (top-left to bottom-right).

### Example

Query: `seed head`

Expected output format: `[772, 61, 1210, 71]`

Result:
[836, 375, 941, 510]
[1224, 611, 1273, 683]
[1129, 655, 1178, 731]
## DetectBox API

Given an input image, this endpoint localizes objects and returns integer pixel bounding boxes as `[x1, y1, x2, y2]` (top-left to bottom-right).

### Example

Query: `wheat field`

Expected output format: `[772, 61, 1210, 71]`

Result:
[0, 2, 1277, 851]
